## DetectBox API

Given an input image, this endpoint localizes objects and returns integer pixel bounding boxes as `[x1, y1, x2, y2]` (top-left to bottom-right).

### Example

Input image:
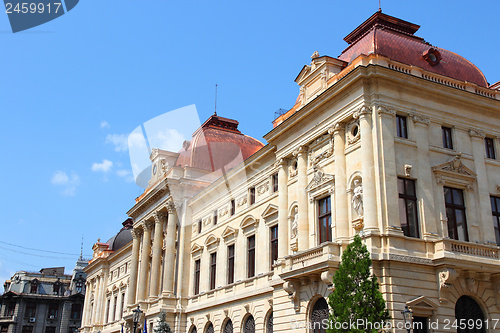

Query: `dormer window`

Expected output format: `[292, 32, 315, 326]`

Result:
[53, 279, 61, 295]
[30, 279, 39, 294]
[423, 48, 442, 66]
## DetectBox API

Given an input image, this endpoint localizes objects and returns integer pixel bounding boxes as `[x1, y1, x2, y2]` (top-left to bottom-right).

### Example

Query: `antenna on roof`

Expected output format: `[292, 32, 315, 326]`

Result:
[214, 84, 218, 116]
[79, 235, 83, 260]
[378, 0, 382, 12]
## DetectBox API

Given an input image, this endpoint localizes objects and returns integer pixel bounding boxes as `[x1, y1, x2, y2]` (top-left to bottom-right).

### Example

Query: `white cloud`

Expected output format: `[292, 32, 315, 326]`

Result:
[153, 129, 185, 152]
[51, 171, 80, 196]
[100, 120, 110, 129]
[116, 169, 134, 182]
[91, 159, 113, 173]
[106, 134, 129, 152]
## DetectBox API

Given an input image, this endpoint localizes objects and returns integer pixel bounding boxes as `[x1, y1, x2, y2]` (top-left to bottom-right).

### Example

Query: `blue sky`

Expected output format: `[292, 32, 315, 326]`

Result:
[0, 0, 499, 286]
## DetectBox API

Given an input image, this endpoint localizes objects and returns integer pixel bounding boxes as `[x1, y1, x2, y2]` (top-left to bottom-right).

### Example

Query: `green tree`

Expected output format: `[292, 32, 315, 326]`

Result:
[153, 310, 172, 333]
[327, 235, 390, 332]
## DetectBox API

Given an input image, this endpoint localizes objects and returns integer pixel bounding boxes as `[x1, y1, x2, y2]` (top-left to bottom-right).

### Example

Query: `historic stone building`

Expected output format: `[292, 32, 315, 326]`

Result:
[0, 259, 87, 333]
[81, 11, 500, 333]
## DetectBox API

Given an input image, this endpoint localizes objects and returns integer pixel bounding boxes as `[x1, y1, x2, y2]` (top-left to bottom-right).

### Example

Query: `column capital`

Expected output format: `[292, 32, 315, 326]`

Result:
[142, 220, 154, 231]
[153, 211, 167, 224]
[131, 228, 142, 239]
[353, 105, 371, 119]
[412, 114, 430, 126]
[292, 145, 308, 157]
[376, 105, 396, 117]
[469, 129, 486, 139]
[274, 157, 288, 168]
[166, 200, 178, 213]
[330, 123, 345, 135]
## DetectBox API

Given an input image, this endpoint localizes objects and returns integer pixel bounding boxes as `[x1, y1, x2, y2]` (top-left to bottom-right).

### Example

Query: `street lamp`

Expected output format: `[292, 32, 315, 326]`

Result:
[132, 306, 143, 333]
[401, 305, 413, 333]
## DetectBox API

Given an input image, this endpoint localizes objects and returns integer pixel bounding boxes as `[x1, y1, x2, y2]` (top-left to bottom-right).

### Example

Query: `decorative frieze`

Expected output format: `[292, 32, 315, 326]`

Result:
[257, 182, 269, 195]
[468, 129, 486, 139]
[412, 114, 430, 125]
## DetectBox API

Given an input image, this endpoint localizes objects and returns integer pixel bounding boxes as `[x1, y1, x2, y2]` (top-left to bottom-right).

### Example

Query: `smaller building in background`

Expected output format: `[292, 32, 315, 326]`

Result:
[0, 258, 88, 333]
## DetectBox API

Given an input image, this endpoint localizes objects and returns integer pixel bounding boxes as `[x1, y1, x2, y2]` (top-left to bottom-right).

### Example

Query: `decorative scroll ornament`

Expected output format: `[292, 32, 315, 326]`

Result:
[283, 280, 300, 312]
[438, 268, 458, 303]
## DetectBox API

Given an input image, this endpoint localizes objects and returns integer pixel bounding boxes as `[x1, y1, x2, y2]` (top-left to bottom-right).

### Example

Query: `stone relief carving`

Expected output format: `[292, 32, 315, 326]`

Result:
[289, 207, 298, 252]
[288, 158, 298, 177]
[219, 206, 228, 218]
[468, 129, 486, 139]
[438, 268, 458, 303]
[160, 158, 169, 175]
[202, 216, 212, 227]
[404, 164, 412, 177]
[412, 114, 430, 125]
[257, 182, 269, 195]
[237, 196, 247, 207]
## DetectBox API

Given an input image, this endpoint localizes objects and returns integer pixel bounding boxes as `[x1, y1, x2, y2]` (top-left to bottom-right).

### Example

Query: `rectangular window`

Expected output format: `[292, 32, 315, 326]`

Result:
[230, 199, 236, 216]
[213, 210, 218, 225]
[318, 196, 332, 244]
[25, 303, 36, 318]
[247, 235, 256, 278]
[486, 137, 496, 159]
[272, 173, 278, 192]
[7, 303, 15, 316]
[396, 115, 408, 139]
[270, 225, 278, 268]
[197, 220, 202, 234]
[249, 187, 256, 205]
[120, 293, 125, 318]
[45, 327, 56, 333]
[398, 178, 420, 238]
[48, 303, 58, 319]
[227, 245, 235, 284]
[444, 187, 469, 241]
[412, 317, 429, 333]
[442, 126, 453, 149]
[1, 326, 8, 333]
[105, 298, 110, 323]
[194, 259, 200, 295]
[209, 252, 217, 290]
[21, 327, 33, 333]
[30, 282, 38, 294]
[70, 304, 82, 320]
[112, 295, 117, 321]
[491, 196, 500, 245]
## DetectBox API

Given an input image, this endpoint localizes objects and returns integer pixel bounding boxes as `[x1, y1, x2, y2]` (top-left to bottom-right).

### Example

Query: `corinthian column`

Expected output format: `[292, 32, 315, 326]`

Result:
[127, 228, 142, 306]
[296, 146, 309, 250]
[137, 221, 153, 301]
[277, 158, 289, 259]
[162, 202, 177, 296]
[333, 124, 348, 241]
[358, 105, 379, 232]
[149, 212, 165, 299]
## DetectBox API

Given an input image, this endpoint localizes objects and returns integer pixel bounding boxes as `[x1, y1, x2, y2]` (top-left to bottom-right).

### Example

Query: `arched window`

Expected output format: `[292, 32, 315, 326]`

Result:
[243, 315, 255, 333]
[205, 323, 214, 333]
[188, 325, 197, 333]
[223, 319, 233, 333]
[310, 298, 329, 333]
[455, 296, 485, 333]
[266, 312, 273, 333]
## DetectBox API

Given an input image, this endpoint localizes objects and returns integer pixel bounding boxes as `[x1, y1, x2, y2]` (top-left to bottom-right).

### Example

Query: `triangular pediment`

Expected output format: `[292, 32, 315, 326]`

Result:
[432, 155, 476, 179]
[190, 243, 203, 254]
[407, 296, 438, 315]
[204, 234, 220, 247]
[306, 168, 334, 192]
[295, 65, 311, 83]
[261, 204, 279, 219]
[221, 226, 238, 239]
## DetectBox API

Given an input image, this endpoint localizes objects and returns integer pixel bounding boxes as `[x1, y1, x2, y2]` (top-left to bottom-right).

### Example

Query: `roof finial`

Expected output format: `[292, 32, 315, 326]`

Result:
[378, 0, 382, 12]
[214, 84, 218, 116]
[79, 235, 83, 260]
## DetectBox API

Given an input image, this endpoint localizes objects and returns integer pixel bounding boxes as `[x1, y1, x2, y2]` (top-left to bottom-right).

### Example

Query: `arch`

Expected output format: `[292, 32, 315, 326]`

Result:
[288, 201, 299, 216]
[347, 172, 362, 190]
[241, 314, 255, 333]
[221, 318, 233, 333]
[455, 296, 485, 333]
[204, 322, 214, 333]
[188, 325, 197, 333]
[309, 297, 329, 333]
[240, 215, 259, 229]
[265, 310, 273, 333]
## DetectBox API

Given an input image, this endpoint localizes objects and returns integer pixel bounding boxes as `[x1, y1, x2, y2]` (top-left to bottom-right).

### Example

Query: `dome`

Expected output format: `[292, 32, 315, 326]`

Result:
[338, 12, 488, 87]
[175, 114, 264, 171]
[106, 218, 133, 252]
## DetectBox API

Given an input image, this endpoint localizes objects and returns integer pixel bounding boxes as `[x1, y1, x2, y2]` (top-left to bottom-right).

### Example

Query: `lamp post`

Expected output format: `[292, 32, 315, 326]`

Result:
[132, 306, 143, 333]
[402, 305, 413, 333]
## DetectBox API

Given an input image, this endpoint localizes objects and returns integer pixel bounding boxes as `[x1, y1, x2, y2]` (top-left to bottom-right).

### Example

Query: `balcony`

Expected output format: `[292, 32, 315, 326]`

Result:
[434, 238, 500, 263]
[0, 315, 16, 323]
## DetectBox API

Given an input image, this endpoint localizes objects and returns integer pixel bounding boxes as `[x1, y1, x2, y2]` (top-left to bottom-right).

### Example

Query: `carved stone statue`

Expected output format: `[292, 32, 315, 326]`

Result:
[291, 207, 298, 239]
[351, 179, 363, 216]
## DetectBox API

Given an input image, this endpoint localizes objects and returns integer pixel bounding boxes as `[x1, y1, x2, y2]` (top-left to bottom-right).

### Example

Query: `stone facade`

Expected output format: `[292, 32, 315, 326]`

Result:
[82, 12, 500, 333]
[0, 260, 87, 333]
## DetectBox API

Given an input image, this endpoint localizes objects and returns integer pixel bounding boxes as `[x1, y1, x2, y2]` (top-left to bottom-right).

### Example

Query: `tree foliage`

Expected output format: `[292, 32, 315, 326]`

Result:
[153, 310, 172, 333]
[328, 235, 390, 332]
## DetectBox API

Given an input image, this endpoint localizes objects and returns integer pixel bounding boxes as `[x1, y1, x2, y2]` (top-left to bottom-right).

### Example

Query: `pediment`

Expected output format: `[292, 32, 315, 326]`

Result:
[306, 167, 334, 192]
[432, 155, 476, 180]
[190, 243, 203, 254]
[406, 296, 438, 316]
[295, 65, 311, 83]
[221, 226, 238, 239]
[204, 234, 220, 247]
[261, 204, 279, 219]
[240, 215, 259, 229]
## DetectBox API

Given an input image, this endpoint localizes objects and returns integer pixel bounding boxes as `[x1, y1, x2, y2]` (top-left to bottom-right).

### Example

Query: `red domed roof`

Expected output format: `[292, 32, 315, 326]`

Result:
[338, 12, 488, 87]
[176, 114, 264, 171]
